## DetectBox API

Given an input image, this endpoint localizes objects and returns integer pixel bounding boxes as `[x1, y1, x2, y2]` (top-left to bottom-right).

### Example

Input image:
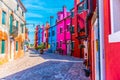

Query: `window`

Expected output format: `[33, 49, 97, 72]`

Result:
[22, 11, 24, 16]
[110, 0, 120, 33]
[67, 25, 70, 31]
[56, 42, 59, 47]
[71, 12, 74, 17]
[60, 28, 62, 33]
[1, 40, 5, 54]
[109, 0, 120, 42]
[84, 0, 88, 9]
[71, 26, 75, 33]
[60, 41, 62, 47]
[45, 33, 46, 37]
[52, 31, 55, 36]
[80, 0, 84, 2]
[21, 42, 23, 49]
[78, 4, 84, 13]
[2, 11, 6, 25]
[58, 15, 60, 20]
[71, 42, 74, 50]
[16, 21, 18, 28]
[17, 5, 19, 10]
[21, 24, 24, 33]
[48, 32, 50, 37]
[10, 15, 13, 33]
[16, 41, 18, 51]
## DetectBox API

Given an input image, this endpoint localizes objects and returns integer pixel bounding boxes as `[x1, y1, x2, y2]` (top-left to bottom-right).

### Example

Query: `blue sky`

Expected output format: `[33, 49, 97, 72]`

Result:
[21, 0, 74, 44]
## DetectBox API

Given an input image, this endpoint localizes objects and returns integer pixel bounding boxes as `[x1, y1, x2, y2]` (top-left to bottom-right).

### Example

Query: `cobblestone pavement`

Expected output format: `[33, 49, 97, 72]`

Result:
[0, 49, 90, 80]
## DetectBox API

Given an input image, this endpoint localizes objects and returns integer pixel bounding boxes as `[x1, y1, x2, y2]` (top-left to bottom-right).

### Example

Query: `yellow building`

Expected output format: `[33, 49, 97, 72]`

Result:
[0, 0, 26, 65]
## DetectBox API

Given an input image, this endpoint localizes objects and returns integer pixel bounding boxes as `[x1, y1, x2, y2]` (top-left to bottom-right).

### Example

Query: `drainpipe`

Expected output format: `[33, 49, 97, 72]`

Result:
[98, 0, 105, 80]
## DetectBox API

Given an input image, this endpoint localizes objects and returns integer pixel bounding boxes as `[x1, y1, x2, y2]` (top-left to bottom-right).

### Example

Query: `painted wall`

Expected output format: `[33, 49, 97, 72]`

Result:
[45, 22, 50, 49]
[48, 25, 57, 53]
[71, 0, 88, 58]
[104, 0, 120, 80]
[57, 6, 71, 55]
[38, 25, 43, 45]
[0, 0, 26, 64]
[34, 26, 39, 48]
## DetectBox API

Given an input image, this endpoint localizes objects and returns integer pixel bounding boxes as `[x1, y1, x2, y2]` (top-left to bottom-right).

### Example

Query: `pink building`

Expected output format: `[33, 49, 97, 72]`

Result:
[56, 6, 71, 55]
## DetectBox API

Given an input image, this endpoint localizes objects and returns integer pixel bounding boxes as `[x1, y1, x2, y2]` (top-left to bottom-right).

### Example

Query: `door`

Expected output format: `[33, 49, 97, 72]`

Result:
[67, 41, 71, 56]
[10, 40, 14, 61]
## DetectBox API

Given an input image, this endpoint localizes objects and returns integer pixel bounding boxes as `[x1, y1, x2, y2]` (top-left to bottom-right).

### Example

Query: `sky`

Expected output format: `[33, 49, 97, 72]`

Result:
[21, 0, 74, 44]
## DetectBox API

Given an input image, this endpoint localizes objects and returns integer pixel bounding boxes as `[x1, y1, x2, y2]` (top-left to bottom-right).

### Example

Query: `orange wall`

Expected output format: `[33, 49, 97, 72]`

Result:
[0, 31, 9, 65]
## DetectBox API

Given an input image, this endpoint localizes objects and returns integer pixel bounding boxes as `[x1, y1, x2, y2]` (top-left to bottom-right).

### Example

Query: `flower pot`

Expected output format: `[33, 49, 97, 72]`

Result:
[40, 49, 44, 54]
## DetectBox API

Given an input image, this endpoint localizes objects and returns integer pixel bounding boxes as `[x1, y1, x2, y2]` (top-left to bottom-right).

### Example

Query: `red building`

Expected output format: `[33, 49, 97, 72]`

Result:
[103, 0, 120, 80]
[34, 25, 39, 48]
[44, 22, 50, 49]
[71, 0, 88, 58]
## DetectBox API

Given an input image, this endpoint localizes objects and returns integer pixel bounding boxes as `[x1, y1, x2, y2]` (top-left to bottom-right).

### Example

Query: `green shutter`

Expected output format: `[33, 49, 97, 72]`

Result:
[16, 41, 18, 51]
[21, 24, 24, 33]
[17, 5, 19, 10]
[2, 11, 6, 24]
[71, 42, 74, 50]
[1, 40, 5, 54]
[71, 26, 74, 33]
[10, 15, 13, 33]
[16, 21, 18, 27]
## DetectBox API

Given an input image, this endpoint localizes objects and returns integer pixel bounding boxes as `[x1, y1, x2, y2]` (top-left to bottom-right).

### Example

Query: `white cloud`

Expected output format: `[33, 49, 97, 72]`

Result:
[26, 13, 43, 18]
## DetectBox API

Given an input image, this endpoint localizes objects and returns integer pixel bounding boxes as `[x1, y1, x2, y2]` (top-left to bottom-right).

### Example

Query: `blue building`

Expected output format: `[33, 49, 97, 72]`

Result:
[38, 25, 43, 45]
[48, 16, 57, 53]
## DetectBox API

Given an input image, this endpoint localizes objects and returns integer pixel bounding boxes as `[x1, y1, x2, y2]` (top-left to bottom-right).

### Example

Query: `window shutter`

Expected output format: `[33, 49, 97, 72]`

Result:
[2, 11, 6, 24]
[16, 21, 18, 27]
[1, 40, 5, 54]
[10, 15, 13, 33]
[16, 41, 18, 51]
[84, 1, 88, 9]
[71, 42, 74, 50]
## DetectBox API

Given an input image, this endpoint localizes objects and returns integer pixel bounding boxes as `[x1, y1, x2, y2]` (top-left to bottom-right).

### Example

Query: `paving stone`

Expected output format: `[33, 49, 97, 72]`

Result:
[0, 49, 90, 80]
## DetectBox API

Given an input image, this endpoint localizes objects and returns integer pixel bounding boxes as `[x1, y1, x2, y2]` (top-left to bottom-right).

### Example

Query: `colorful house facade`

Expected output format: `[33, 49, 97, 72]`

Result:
[48, 16, 57, 53]
[0, 0, 26, 64]
[48, 24, 57, 53]
[34, 25, 39, 48]
[70, 0, 88, 58]
[103, 0, 120, 80]
[44, 22, 50, 49]
[38, 25, 43, 45]
[56, 6, 71, 55]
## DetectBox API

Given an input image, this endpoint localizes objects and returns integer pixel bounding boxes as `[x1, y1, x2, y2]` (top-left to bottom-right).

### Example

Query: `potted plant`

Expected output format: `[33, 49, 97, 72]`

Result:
[39, 43, 45, 54]
[83, 68, 91, 77]
[80, 44, 85, 48]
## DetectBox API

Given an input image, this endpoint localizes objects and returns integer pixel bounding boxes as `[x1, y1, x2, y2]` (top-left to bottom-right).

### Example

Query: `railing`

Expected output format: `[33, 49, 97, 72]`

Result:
[10, 25, 18, 37]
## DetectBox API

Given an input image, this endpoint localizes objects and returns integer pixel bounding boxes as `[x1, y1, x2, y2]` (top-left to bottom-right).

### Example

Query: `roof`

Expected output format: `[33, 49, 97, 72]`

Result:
[70, 0, 84, 11]
[17, 0, 27, 12]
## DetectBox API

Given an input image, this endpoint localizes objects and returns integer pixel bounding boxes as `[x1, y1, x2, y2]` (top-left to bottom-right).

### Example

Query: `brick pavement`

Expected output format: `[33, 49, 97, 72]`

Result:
[0, 49, 90, 80]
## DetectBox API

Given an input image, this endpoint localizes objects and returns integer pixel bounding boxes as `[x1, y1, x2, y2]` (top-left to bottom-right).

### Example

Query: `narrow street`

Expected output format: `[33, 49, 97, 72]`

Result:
[0, 49, 89, 80]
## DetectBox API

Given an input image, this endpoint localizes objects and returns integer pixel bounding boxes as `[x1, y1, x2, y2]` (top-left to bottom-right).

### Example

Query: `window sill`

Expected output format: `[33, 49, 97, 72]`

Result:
[0, 54, 5, 57]
[109, 31, 120, 43]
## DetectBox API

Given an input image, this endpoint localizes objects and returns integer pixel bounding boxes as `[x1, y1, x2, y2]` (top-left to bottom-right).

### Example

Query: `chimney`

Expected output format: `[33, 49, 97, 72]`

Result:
[74, 0, 80, 15]
[74, 0, 80, 6]
[63, 5, 67, 18]
[50, 16, 54, 27]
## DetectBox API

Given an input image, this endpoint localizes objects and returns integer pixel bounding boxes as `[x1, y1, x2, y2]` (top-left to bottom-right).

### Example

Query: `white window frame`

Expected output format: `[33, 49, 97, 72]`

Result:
[109, 0, 120, 42]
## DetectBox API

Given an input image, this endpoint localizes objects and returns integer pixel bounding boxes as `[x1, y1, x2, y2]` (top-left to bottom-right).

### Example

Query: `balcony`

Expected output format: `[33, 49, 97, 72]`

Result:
[10, 25, 18, 37]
